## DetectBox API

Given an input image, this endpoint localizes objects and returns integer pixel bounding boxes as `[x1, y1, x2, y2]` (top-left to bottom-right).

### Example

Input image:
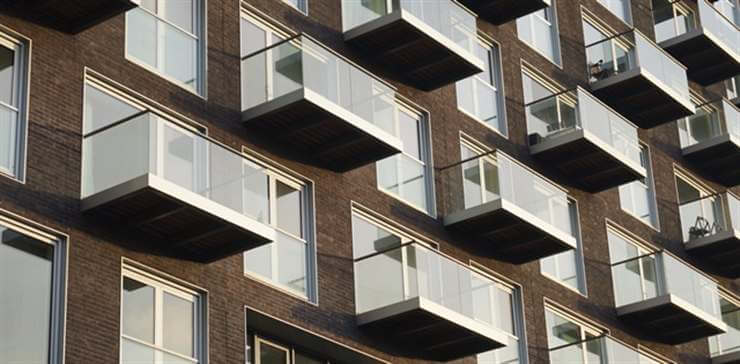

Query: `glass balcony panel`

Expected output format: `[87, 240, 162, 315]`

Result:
[526, 96, 560, 139]
[662, 253, 722, 320]
[635, 32, 690, 103]
[712, 297, 740, 356]
[342, 0, 388, 30]
[355, 247, 403, 313]
[699, 0, 740, 58]
[679, 195, 725, 242]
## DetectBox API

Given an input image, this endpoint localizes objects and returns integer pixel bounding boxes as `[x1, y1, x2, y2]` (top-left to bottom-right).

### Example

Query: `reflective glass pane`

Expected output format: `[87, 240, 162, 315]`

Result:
[277, 232, 307, 294]
[400, 155, 426, 210]
[164, 25, 197, 88]
[351, 215, 401, 259]
[164, 0, 194, 33]
[0, 45, 15, 106]
[162, 123, 195, 191]
[127, 9, 158, 68]
[276, 181, 302, 238]
[354, 248, 403, 313]
[123, 277, 155, 343]
[163, 292, 195, 357]
[0, 106, 18, 174]
[121, 338, 155, 364]
[245, 243, 273, 279]
[242, 161, 269, 224]
[84, 84, 141, 135]
[259, 342, 288, 364]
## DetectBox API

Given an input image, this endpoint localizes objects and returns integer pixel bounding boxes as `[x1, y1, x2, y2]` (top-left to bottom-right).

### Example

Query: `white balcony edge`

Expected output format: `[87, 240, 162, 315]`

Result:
[685, 229, 740, 252]
[682, 133, 740, 157]
[81, 173, 277, 243]
[616, 293, 728, 334]
[356, 296, 510, 348]
[443, 198, 577, 250]
[660, 28, 740, 67]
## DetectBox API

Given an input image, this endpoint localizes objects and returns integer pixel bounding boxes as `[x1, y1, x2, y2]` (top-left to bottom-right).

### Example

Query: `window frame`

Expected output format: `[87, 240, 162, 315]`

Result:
[120, 264, 207, 364]
[375, 100, 435, 217]
[618, 142, 660, 231]
[455, 35, 508, 138]
[241, 148, 318, 304]
[124, 0, 207, 96]
[0, 28, 29, 183]
[516, 0, 563, 66]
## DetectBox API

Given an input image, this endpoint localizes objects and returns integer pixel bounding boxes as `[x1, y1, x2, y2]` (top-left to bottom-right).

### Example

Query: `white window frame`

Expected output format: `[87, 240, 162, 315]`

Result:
[376, 101, 435, 217]
[125, 0, 207, 96]
[120, 264, 207, 364]
[0, 29, 29, 182]
[545, 305, 604, 357]
[517, 1, 563, 66]
[540, 198, 588, 296]
[242, 149, 317, 303]
[618, 143, 660, 230]
[456, 36, 507, 138]
[0, 212, 67, 364]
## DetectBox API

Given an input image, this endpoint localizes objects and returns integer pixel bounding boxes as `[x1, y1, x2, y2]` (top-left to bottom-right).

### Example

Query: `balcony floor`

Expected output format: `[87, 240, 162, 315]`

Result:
[82, 174, 275, 263]
[357, 297, 508, 361]
[686, 230, 740, 278]
[458, 0, 549, 25]
[617, 294, 727, 344]
[0, 0, 139, 33]
[242, 89, 402, 172]
[661, 31, 740, 86]
[683, 135, 740, 187]
[530, 129, 645, 192]
[344, 11, 484, 91]
[591, 69, 694, 129]
[444, 199, 576, 263]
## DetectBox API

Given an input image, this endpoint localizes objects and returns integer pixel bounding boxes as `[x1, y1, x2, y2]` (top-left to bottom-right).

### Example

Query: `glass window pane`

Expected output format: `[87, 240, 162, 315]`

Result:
[0, 228, 54, 364]
[164, 0, 194, 33]
[377, 156, 399, 196]
[355, 248, 403, 313]
[351, 215, 401, 259]
[0, 106, 18, 174]
[84, 84, 141, 135]
[162, 124, 196, 191]
[242, 161, 269, 224]
[245, 243, 273, 279]
[277, 232, 307, 294]
[164, 26, 197, 89]
[122, 277, 155, 343]
[276, 181, 302, 238]
[127, 9, 158, 69]
[259, 342, 288, 364]
[399, 112, 421, 160]
[163, 292, 195, 357]
[400, 155, 426, 211]
[0, 45, 15, 106]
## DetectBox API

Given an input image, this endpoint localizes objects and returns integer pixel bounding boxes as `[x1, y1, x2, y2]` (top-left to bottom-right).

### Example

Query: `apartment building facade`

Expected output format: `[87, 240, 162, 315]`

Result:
[0, 0, 739, 363]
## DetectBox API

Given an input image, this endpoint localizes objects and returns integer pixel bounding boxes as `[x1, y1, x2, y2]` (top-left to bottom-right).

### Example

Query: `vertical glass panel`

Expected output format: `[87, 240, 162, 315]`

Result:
[462, 148, 483, 209]
[121, 338, 156, 364]
[351, 215, 401, 259]
[0, 45, 15, 106]
[163, 292, 195, 357]
[164, 0, 194, 33]
[243, 161, 270, 224]
[546, 310, 582, 358]
[712, 297, 740, 356]
[472, 274, 493, 326]
[127, 8, 158, 69]
[83, 84, 141, 134]
[241, 19, 269, 109]
[0, 229, 54, 364]
[0, 106, 18, 175]
[342, 0, 387, 31]
[164, 24, 197, 89]
[259, 342, 288, 364]
[399, 112, 421, 160]
[277, 232, 307, 294]
[122, 277, 155, 343]
[494, 286, 515, 335]
[276, 181, 302, 238]
[245, 243, 273, 279]
[653, 0, 677, 42]
[400, 155, 426, 211]
[354, 248, 403, 313]
[376, 157, 399, 196]
[162, 122, 196, 191]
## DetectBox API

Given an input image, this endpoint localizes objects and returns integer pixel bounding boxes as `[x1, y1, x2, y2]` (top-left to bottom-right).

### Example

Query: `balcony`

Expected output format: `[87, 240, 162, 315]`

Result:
[81, 110, 276, 263]
[654, 0, 740, 86]
[241, 35, 403, 173]
[586, 29, 694, 129]
[680, 99, 740, 186]
[709, 295, 740, 364]
[457, 0, 551, 25]
[610, 251, 727, 343]
[680, 193, 740, 277]
[354, 242, 510, 361]
[526, 87, 646, 192]
[341, 0, 485, 90]
[549, 335, 657, 363]
[441, 150, 577, 263]
[0, 0, 139, 33]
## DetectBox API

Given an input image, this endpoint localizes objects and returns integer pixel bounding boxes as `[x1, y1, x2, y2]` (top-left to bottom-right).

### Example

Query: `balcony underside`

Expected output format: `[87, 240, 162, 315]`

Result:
[82, 175, 274, 263]
[686, 231, 740, 278]
[530, 131, 645, 192]
[714, 351, 740, 364]
[242, 90, 402, 173]
[617, 294, 727, 344]
[0, 0, 138, 33]
[591, 71, 694, 129]
[344, 12, 484, 91]
[683, 135, 740, 186]
[662, 32, 740, 86]
[444, 200, 575, 264]
[459, 0, 549, 25]
[357, 297, 508, 361]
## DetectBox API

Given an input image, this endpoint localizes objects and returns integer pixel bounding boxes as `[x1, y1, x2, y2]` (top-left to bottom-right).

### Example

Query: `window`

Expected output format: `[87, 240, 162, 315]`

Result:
[541, 199, 587, 295]
[598, 0, 632, 24]
[243, 156, 316, 302]
[675, 172, 720, 242]
[652, 0, 696, 43]
[545, 307, 604, 363]
[376, 104, 433, 215]
[582, 17, 632, 83]
[475, 277, 527, 364]
[459, 140, 499, 210]
[456, 37, 507, 136]
[709, 292, 740, 358]
[121, 266, 205, 364]
[126, 0, 205, 94]
[517, 1, 562, 65]
[677, 97, 722, 148]
[607, 227, 657, 306]
[521, 70, 577, 141]
[0, 32, 27, 181]
[0, 216, 65, 364]
[618, 144, 659, 229]
[247, 336, 327, 364]
[282, 0, 308, 15]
